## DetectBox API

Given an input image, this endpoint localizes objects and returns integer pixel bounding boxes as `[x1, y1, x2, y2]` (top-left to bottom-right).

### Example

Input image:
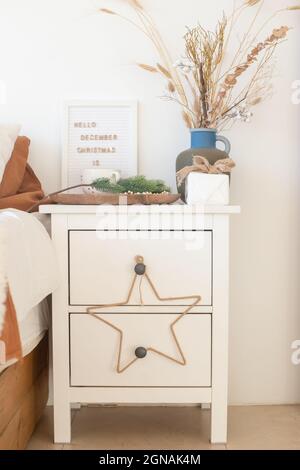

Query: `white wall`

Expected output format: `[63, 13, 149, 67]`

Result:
[0, 0, 299, 404]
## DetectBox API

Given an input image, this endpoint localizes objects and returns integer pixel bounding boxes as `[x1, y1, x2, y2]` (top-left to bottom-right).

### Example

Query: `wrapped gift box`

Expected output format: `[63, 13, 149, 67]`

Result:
[185, 172, 229, 205]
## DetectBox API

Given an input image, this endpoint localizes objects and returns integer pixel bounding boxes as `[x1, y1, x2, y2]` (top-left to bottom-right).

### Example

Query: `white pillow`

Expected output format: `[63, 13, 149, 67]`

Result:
[0, 124, 21, 184]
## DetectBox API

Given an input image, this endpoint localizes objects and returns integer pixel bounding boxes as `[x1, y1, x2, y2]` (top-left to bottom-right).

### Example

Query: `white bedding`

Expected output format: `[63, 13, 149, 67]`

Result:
[0, 209, 58, 331]
[0, 209, 58, 365]
[0, 299, 49, 373]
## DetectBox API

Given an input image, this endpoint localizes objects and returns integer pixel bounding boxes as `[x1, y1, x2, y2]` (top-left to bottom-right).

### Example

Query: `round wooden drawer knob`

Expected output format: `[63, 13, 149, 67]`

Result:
[135, 347, 147, 359]
[135, 263, 146, 276]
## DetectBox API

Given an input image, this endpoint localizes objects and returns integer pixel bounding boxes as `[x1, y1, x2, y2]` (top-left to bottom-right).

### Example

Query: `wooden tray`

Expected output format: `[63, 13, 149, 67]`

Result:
[50, 193, 181, 205]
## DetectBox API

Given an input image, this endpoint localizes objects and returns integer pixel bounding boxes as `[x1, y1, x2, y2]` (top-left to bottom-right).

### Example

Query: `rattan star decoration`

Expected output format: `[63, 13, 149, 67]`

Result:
[87, 256, 201, 374]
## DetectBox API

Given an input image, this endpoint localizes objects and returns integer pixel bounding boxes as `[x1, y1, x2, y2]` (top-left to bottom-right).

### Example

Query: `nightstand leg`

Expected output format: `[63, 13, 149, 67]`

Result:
[53, 399, 71, 444]
[210, 215, 229, 444]
[211, 399, 228, 444]
[201, 403, 211, 410]
[51, 214, 72, 444]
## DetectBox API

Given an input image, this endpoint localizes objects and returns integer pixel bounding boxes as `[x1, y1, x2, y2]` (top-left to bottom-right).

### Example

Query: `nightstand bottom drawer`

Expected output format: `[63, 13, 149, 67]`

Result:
[70, 313, 212, 387]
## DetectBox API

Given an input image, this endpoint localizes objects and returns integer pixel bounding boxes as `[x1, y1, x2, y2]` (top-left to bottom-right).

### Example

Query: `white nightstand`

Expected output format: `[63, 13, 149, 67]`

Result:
[40, 204, 239, 444]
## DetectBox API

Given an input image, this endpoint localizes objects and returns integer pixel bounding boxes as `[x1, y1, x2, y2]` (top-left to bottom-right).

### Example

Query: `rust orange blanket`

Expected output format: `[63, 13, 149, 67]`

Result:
[0, 137, 44, 211]
[0, 137, 45, 363]
[0, 289, 22, 363]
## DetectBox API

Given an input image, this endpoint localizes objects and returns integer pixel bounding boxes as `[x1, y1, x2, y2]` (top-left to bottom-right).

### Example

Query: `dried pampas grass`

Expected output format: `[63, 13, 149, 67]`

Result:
[245, 0, 262, 6]
[138, 63, 158, 73]
[99, 8, 116, 15]
[100, 1, 298, 129]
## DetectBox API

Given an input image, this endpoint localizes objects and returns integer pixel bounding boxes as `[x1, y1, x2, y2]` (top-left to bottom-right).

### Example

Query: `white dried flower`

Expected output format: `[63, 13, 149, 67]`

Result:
[173, 59, 195, 74]
[228, 105, 253, 123]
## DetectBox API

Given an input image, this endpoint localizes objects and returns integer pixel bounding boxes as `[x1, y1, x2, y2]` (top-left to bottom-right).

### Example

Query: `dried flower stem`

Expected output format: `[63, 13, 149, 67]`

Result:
[128, 2, 193, 124]
[199, 63, 208, 124]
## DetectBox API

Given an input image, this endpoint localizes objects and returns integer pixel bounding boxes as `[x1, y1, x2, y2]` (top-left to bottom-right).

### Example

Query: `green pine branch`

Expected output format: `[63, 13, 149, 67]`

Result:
[91, 176, 170, 194]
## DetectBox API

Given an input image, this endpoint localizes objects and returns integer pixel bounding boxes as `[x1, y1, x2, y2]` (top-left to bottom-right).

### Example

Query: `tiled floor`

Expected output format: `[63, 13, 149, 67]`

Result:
[26, 405, 300, 450]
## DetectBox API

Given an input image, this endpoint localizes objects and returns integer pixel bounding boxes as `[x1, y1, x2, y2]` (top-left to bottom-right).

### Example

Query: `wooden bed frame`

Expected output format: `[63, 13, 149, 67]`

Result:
[0, 334, 49, 450]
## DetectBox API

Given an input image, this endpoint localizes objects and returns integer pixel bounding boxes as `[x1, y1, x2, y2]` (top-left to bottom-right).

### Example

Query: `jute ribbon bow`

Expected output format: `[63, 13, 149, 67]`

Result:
[176, 155, 236, 186]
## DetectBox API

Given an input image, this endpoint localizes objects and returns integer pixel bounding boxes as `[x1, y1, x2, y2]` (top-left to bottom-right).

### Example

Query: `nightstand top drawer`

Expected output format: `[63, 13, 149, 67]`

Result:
[69, 230, 212, 306]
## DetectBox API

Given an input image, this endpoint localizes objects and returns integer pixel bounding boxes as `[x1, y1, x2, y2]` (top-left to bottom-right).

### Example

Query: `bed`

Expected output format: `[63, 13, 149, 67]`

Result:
[0, 302, 49, 450]
[0, 132, 57, 449]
